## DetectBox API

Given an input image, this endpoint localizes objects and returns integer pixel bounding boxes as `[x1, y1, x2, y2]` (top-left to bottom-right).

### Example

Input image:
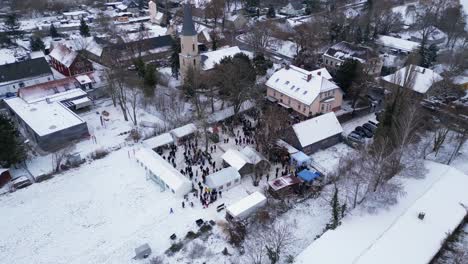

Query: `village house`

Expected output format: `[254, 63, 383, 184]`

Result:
[381, 65, 443, 97]
[283, 112, 343, 155]
[0, 58, 54, 98]
[322, 41, 383, 76]
[224, 12, 249, 31]
[49, 44, 94, 77]
[266, 65, 343, 117]
[280, 1, 304, 16]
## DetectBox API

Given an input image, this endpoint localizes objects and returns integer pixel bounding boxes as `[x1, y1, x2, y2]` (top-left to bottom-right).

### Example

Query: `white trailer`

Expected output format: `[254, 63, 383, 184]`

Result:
[226, 191, 267, 221]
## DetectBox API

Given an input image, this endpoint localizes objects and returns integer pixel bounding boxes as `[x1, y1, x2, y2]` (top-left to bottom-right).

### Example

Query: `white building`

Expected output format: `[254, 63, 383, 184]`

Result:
[0, 58, 54, 97]
[143, 133, 174, 152]
[226, 191, 267, 220]
[135, 148, 192, 196]
[376, 35, 420, 53]
[170, 123, 197, 144]
[205, 167, 241, 191]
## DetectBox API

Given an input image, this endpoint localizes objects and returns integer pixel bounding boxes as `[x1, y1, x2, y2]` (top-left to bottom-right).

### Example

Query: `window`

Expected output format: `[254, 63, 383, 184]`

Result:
[273, 91, 276, 96]
[192, 44, 195, 51]
[321, 104, 324, 111]
[290, 85, 295, 90]
[303, 91, 308, 95]
[193, 59, 196, 65]
[285, 81, 290, 85]
[280, 94, 283, 98]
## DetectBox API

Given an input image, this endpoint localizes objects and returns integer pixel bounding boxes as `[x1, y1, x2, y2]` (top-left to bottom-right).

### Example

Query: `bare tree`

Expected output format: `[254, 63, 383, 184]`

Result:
[243, 21, 277, 55]
[205, 0, 225, 28]
[262, 223, 295, 264]
[244, 236, 266, 264]
[52, 145, 75, 172]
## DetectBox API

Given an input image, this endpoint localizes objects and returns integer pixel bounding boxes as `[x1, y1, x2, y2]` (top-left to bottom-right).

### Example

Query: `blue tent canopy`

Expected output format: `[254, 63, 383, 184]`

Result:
[297, 169, 320, 182]
[291, 151, 310, 166]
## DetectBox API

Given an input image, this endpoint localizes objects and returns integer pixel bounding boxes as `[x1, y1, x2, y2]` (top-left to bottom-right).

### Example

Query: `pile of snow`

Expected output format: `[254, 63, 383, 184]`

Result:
[295, 162, 468, 264]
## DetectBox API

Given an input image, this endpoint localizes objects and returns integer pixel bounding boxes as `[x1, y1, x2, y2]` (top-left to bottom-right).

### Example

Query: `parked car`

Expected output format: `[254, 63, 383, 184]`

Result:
[356, 126, 373, 138]
[363, 123, 376, 133]
[353, 129, 366, 138]
[12, 176, 32, 189]
[369, 120, 379, 126]
[348, 132, 364, 143]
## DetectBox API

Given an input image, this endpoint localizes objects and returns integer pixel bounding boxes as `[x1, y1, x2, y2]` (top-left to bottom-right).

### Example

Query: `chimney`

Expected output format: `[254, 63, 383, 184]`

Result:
[307, 74, 312, 82]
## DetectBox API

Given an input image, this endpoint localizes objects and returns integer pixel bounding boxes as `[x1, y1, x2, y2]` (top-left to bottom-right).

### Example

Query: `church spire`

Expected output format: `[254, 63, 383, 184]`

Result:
[182, 3, 196, 36]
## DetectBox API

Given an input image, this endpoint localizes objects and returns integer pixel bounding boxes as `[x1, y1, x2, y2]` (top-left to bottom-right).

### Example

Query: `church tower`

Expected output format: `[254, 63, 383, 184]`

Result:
[179, 2, 200, 83]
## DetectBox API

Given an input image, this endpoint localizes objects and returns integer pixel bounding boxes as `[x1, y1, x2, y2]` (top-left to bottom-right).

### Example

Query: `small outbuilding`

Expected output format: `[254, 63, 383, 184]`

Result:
[297, 169, 321, 183]
[0, 168, 11, 188]
[226, 191, 267, 221]
[143, 133, 174, 154]
[205, 167, 241, 191]
[170, 123, 197, 145]
[268, 175, 303, 196]
[284, 112, 343, 155]
[134, 243, 152, 259]
[290, 151, 311, 167]
[221, 149, 252, 176]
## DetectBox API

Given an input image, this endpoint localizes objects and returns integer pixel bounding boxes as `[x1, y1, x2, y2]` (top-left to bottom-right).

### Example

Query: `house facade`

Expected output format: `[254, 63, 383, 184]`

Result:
[266, 65, 343, 117]
[49, 44, 93, 77]
[322, 41, 383, 76]
[0, 58, 54, 97]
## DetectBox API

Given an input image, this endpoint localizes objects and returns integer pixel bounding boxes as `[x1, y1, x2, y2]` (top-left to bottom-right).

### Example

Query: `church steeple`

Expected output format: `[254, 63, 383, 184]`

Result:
[182, 3, 196, 36]
[179, 2, 200, 83]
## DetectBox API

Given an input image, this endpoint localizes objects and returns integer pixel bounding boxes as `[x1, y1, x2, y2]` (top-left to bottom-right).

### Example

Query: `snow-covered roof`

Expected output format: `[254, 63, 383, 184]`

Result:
[170, 123, 197, 139]
[63, 11, 88, 17]
[205, 167, 241, 189]
[382, 65, 443, 94]
[201, 46, 251, 71]
[226, 191, 267, 219]
[276, 139, 299, 154]
[294, 162, 468, 264]
[75, 74, 92, 85]
[292, 112, 343, 147]
[4, 97, 86, 137]
[49, 44, 78, 68]
[376, 35, 420, 52]
[268, 175, 303, 191]
[134, 148, 192, 195]
[143, 133, 174, 149]
[406, 26, 447, 42]
[240, 146, 266, 165]
[266, 65, 337, 106]
[222, 149, 249, 171]
[324, 41, 377, 63]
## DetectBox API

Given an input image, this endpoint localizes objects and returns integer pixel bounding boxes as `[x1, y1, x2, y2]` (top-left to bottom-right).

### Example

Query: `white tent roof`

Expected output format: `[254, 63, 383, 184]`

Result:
[134, 148, 191, 194]
[240, 146, 266, 165]
[205, 167, 241, 189]
[266, 65, 337, 106]
[222, 149, 249, 171]
[295, 162, 468, 264]
[292, 112, 343, 147]
[143, 133, 174, 149]
[170, 123, 197, 139]
[226, 191, 267, 218]
[382, 65, 443, 94]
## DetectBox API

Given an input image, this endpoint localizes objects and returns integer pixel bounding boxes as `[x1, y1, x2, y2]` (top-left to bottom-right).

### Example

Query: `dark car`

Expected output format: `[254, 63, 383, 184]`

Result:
[356, 126, 373, 138]
[363, 123, 376, 133]
[369, 120, 379, 126]
[353, 129, 366, 138]
[348, 132, 364, 143]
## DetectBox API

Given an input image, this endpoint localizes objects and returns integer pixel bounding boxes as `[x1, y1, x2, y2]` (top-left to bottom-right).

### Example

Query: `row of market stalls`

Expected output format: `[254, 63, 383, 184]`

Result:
[142, 123, 197, 153]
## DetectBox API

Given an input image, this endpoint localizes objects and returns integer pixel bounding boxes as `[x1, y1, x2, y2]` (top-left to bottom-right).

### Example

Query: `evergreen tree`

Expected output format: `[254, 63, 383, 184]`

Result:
[329, 186, 341, 230]
[143, 64, 157, 97]
[30, 36, 45, 51]
[133, 57, 146, 77]
[211, 32, 218, 51]
[0, 114, 27, 168]
[49, 23, 59, 38]
[79, 18, 90, 37]
[418, 43, 438, 68]
[253, 53, 273, 76]
[5, 13, 19, 31]
[335, 59, 359, 93]
[306, 0, 320, 13]
[266, 5, 276, 18]
[170, 37, 181, 79]
[246, 0, 259, 8]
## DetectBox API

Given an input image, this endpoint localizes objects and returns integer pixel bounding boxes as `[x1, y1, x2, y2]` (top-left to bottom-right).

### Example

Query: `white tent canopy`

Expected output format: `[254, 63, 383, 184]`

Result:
[205, 167, 241, 191]
[143, 133, 174, 150]
[226, 191, 267, 220]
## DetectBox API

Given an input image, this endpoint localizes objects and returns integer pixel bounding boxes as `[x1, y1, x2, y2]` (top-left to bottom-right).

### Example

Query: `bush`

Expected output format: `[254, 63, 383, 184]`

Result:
[199, 223, 213, 233]
[165, 242, 183, 256]
[185, 230, 199, 240]
[91, 148, 109, 160]
[187, 242, 206, 259]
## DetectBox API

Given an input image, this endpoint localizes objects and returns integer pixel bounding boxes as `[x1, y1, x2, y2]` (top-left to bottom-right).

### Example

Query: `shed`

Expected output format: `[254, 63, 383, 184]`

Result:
[285, 112, 343, 155]
[205, 167, 241, 191]
[0, 168, 11, 188]
[221, 149, 252, 176]
[170, 123, 197, 144]
[268, 175, 303, 194]
[291, 151, 310, 167]
[226, 191, 267, 221]
[134, 243, 152, 259]
[135, 148, 192, 196]
[297, 169, 320, 183]
[143, 133, 174, 153]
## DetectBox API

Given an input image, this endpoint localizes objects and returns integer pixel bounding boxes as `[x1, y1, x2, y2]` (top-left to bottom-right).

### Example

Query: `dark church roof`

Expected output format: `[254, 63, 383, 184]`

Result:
[182, 3, 196, 36]
[0, 58, 52, 84]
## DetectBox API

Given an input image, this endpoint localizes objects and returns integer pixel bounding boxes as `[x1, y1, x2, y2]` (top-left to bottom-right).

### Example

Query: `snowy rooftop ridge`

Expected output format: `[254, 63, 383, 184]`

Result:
[266, 65, 337, 105]
[49, 44, 78, 68]
[376, 35, 420, 52]
[292, 112, 343, 147]
[294, 162, 468, 264]
[382, 65, 443, 94]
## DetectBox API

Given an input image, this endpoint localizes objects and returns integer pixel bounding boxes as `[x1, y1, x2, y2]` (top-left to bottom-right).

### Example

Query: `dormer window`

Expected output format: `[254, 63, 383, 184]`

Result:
[275, 78, 279, 82]
[290, 85, 295, 90]
[285, 81, 290, 85]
